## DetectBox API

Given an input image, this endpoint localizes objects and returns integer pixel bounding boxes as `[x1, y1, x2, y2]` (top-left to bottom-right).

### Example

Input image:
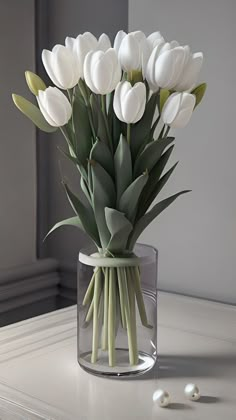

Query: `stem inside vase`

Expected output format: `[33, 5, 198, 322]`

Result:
[82, 264, 152, 367]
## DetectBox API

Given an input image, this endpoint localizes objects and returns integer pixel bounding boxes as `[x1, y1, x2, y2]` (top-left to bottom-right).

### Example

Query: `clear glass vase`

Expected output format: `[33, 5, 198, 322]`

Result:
[77, 243, 158, 378]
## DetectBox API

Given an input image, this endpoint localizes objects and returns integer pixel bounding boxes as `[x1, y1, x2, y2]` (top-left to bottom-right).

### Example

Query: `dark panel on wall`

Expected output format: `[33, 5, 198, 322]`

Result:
[36, 0, 128, 266]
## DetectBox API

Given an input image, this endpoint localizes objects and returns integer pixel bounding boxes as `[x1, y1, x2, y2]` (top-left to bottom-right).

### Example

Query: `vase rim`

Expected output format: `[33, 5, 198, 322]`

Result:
[78, 243, 158, 268]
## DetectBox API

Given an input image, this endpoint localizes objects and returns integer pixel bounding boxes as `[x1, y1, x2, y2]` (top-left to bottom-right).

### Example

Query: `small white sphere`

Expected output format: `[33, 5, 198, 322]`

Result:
[153, 389, 170, 407]
[184, 383, 200, 401]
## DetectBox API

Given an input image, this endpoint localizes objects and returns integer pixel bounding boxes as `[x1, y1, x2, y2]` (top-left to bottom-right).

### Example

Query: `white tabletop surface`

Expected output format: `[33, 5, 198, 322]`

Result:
[0, 292, 236, 420]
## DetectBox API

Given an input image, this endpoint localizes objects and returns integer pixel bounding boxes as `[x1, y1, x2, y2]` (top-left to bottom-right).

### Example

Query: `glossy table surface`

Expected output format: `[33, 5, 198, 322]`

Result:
[0, 292, 235, 419]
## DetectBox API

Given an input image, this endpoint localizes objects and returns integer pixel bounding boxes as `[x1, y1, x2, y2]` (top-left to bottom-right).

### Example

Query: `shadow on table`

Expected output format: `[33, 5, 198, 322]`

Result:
[158, 354, 236, 378]
[123, 353, 236, 381]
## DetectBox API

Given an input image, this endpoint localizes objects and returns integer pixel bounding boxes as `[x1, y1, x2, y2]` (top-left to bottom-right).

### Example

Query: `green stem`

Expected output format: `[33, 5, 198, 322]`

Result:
[78, 80, 96, 141]
[122, 268, 137, 365]
[101, 94, 106, 114]
[91, 268, 102, 363]
[85, 297, 94, 323]
[102, 268, 109, 350]
[108, 268, 116, 366]
[127, 268, 138, 365]
[131, 266, 151, 328]
[101, 94, 113, 153]
[127, 123, 131, 145]
[67, 89, 73, 102]
[164, 126, 170, 137]
[82, 269, 96, 306]
[117, 268, 126, 329]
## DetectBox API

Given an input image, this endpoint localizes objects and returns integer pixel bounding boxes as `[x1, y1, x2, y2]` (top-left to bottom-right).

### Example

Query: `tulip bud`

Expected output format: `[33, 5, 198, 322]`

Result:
[65, 32, 98, 79]
[162, 92, 196, 128]
[84, 48, 121, 94]
[175, 52, 203, 91]
[113, 81, 146, 124]
[145, 42, 189, 91]
[25, 71, 46, 95]
[37, 87, 72, 127]
[118, 32, 148, 72]
[42, 45, 81, 89]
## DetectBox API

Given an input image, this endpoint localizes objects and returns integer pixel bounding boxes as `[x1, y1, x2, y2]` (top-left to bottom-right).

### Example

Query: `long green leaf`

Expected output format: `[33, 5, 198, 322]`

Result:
[12, 94, 57, 133]
[112, 114, 122, 151]
[130, 92, 158, 159]
[63, 182, 101, 247]
[114, 135, 132, 203]
[45, 216, 83, 240]
[80, 176, 92, 205]
[128, 190, 191, 250]
[137, 145, 175, 218]
[105, 208, 133, 253]
[134, 137, 175, 177]
[90, 139, 114, 177]
[58, 146, 88, 182]
[91, 163, 116, 249]
[90, 94, 109, 146]
[142, 162, 178, 214]
[73, 95, 92, 166]
[118, 172, 149, 222]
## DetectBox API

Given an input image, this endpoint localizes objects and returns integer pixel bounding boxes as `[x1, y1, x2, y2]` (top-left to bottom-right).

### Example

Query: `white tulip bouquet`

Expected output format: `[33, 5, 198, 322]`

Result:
[13, 30, 206, 367]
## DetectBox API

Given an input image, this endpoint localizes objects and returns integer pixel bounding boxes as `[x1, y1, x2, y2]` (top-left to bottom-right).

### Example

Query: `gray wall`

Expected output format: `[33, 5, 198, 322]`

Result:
[0, 0, 36, 269]
[129, 0, 236, 303]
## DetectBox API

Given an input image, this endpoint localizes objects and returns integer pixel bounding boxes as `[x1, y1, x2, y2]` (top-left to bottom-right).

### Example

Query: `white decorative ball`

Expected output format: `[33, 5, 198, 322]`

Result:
[184, 383, 200, 401]
[153, 389, 170, 407]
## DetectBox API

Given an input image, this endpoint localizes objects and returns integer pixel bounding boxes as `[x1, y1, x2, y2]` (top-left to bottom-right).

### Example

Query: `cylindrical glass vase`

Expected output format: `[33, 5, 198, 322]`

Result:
[77, 243, 158, 378]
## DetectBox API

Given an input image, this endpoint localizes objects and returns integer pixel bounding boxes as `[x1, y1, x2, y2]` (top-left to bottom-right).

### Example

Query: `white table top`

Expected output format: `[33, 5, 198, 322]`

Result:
[0, 292, 235, 420]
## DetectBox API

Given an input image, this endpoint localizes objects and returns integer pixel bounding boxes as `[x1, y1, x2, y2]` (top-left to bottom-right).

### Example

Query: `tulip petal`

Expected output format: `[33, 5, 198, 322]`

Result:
[119, 34, 140, 71]
[37, 91, 58, 126]
[147, 31, 164, 49]
[54, 46, 80, 89]
[131, 30, 146, 43]
[176, 52, 203, 91]
[65, 36, 75, 49]
[170, 108, 193, 128]
[83, 31, 98, 49]
[98, 33, 111, 51]
[37, 87, 72, 127]
[114, 30, 127, 54]
[84, 51, 97, 93]
[42, 50, 63, 89]
[113, 82, 124, 122]
[154, 47, 185, 89]
[162, 93, 182, 125]
[93, 56, 113, 94]
[132, 83, 146, 123]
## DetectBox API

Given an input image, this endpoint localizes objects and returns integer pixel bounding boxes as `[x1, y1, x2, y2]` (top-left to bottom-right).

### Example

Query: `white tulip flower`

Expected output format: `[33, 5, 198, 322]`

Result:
[84, 48, 121, 95]
[42, 45, 81, 89]
[145, 42, 190, 91]
[174, 52, 203, 91]
[118, 32, 149, 72]
[37, 87, 72, 127]
[98, 33, 111, 51]
[65, 32, 98, 79]
[162, 92, 196, 128]
[113, 81, 146, 124]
